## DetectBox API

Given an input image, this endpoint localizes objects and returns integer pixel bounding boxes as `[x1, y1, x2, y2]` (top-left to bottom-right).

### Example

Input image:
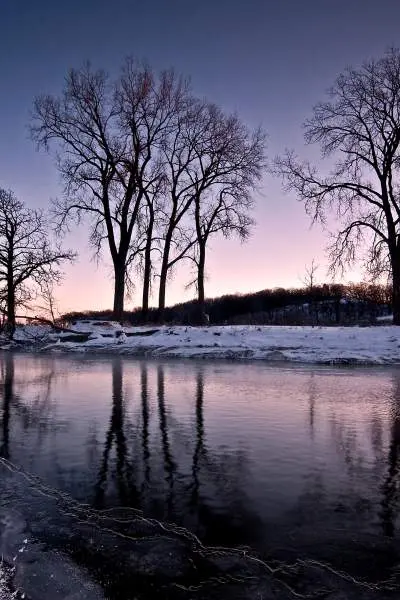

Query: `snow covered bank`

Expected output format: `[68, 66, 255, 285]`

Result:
[3, 321, 400, 365]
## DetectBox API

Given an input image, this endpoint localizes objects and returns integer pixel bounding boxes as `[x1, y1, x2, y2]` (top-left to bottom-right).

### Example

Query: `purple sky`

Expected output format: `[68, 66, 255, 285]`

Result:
[1, 0, 400, 312]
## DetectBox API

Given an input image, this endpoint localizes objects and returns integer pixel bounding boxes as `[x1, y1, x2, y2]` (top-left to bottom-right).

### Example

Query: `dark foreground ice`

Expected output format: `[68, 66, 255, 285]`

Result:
[0, 457, 399, 599]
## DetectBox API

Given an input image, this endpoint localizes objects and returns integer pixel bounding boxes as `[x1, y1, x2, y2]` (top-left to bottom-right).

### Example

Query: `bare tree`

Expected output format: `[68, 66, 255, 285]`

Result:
[31, 61, 188, 321]
[158, 101, 265, 320]
[191, 190, 254, 322]
[34, 279, 60, 324]
[302, 259, 319, 290]
[190, 109, 265, 322]
[301, 259, 319, 324]
[0, 189, 74, 336]
[139, 178, 167, 318]
[156, 99, 204, 317]
[274, 48, 400, 324]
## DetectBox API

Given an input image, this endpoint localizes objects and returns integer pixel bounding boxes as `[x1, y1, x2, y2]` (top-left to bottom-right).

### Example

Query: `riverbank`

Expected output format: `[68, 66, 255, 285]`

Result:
[1, 321, 399, 365]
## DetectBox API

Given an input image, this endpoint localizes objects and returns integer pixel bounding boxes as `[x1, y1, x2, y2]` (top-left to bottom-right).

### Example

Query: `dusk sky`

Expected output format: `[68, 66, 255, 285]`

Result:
[1, 0, 400, 313]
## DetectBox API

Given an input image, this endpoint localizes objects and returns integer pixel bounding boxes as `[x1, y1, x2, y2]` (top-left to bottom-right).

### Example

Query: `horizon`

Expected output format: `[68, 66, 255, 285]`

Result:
[60, 279, 389, 318]
[1, 0, 399, 313]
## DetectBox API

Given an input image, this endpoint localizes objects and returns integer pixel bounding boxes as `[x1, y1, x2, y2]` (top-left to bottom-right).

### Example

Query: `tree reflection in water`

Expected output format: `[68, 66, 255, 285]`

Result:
[190, 367, 206, 510]
[0, 354, 13, 459]
[307, 372, 316, 438]
[94, 359, 137, 509]
[140, 363, 150, 488]
[0, 355, 267, 550]
[380, 374, 400, 538]
[89, 360, 263, 547]
[175, 365, 263, 547]
[0, 354, 57, 461]
[156, 365, 177, 517]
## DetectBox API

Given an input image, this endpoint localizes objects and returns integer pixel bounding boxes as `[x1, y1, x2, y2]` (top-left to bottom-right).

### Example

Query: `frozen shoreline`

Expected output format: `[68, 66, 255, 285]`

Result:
[1, 321, 400, 365]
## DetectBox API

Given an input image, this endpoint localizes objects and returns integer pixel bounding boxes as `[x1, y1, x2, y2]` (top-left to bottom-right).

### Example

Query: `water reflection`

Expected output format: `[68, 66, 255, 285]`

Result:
[157, 365, 176, 516]
[1, 353, 400, 566]
[307, 372, 316, 437]
[140, 364, 150, 488]
[94, 360, 137, 508]
[190, 368, 206, 510]
[380, 374, 400, 537]
[0, 354, 13, 459]
[0, 355, 58, 460]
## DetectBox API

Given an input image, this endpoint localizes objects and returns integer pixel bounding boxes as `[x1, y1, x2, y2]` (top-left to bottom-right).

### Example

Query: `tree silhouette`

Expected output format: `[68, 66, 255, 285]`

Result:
[275, 49, 400, 323]
[0, 189, 74, 335]
[32, 62, 187, 320]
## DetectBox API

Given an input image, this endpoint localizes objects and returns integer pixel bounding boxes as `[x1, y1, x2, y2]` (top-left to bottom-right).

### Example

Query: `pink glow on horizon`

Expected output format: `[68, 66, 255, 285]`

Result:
[2, 2, 387, 315]
[55, 189, 364, 314]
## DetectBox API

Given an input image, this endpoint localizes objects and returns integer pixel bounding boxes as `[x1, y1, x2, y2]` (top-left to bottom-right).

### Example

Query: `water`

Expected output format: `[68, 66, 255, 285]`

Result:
[0, 352, 400, 599]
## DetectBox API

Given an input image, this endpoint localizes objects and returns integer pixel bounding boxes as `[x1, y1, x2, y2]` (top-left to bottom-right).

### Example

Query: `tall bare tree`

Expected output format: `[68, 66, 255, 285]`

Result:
[190, 109, 265, 321]
[139, 179, 167, 318]
[275, 48, 400, 324]
[31, 61, 188, 321]
[0, 189, 74, 336]
[158, 101, 265, 319]
[156, 99, 204, 316]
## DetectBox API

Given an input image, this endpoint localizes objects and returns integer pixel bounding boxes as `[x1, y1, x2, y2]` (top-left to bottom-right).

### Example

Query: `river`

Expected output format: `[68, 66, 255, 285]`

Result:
[0, 352, 399, 599]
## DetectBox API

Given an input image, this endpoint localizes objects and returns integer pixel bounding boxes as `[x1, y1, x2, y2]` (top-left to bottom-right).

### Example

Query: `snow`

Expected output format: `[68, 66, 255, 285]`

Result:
[376, 314, 393, 322]
[4, 321, 400, 365]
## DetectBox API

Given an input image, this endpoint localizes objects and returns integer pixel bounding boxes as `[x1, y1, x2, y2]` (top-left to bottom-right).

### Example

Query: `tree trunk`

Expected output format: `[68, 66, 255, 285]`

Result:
[142, 249, 151, 318]
[142, 211, 154, 320]
[196, 244, 207, 325]
[158, 232, 172, 321]
[158, 267, 167, 321]
[113, 262, 125, 322]
[6, 282, 15, 338]
[142, 274, 150, 321]
[392, 260, 400, 325]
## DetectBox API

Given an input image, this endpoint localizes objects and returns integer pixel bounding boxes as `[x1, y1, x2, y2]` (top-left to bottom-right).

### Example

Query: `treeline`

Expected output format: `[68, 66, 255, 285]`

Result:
[5, 48, 400, 331]
[62, 282, 392, 326]
[0, 60, 264, 334]
[31, 60, 265, 324]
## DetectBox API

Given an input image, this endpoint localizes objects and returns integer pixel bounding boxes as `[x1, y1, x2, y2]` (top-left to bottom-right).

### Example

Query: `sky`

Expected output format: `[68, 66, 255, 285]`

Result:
[1, 0, 400, 313]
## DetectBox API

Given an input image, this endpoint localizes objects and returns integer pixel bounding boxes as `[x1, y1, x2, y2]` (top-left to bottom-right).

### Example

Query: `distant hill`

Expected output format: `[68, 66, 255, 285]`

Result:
[62, 282, 391, 326]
